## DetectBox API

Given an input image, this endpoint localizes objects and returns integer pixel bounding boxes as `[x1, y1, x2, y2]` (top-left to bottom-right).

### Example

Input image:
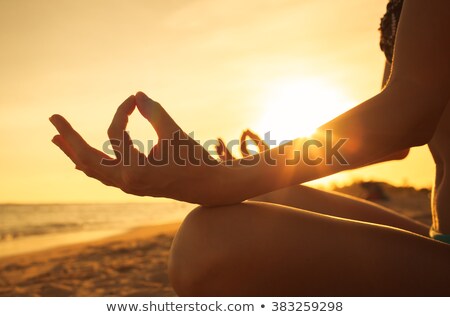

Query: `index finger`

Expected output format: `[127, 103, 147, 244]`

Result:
[107, 95, 136, 160]
[135, 91, 180, 139]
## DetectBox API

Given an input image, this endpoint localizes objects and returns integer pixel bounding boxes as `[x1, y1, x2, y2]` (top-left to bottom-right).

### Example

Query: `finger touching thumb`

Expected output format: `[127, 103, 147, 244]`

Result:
[135, 91, 180, 138]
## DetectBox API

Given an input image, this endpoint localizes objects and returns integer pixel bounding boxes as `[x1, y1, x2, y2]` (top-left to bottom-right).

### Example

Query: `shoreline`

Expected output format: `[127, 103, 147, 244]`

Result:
[0, 222, 181, 296]
[0, 201, 194, 260]
[0, 229, 128, 260]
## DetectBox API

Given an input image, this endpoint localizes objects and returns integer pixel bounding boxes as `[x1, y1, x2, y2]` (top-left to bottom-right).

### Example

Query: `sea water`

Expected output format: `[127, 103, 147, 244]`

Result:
[0, 202, 194, 258]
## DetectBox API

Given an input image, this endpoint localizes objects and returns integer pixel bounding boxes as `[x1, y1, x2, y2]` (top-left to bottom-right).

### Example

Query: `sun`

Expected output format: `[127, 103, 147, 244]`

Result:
[254, 77, 354, 145]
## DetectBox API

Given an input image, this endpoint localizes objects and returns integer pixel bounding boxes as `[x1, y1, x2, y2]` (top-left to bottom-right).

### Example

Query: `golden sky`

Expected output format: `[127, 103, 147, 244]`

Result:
[0, 0, 435, 203]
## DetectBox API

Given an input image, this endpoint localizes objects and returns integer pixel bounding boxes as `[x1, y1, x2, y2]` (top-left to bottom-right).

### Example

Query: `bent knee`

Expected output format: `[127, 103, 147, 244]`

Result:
[168, 205, 223, 296]
[168, 202, 294, 296]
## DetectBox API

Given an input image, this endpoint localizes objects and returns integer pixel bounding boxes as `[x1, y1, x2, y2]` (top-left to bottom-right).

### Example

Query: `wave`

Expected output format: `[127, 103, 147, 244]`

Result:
[0, 202, 193, 243]
[0, 222, 107, 241]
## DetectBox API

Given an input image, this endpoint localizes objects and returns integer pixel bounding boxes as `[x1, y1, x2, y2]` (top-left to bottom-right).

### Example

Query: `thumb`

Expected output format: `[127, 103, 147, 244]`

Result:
[135, 91, 180, 138]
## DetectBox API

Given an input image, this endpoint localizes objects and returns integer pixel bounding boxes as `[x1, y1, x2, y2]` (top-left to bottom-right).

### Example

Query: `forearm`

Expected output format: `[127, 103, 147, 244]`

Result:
[211, 0, 450, 206]
[216, 81, 445, 205]
[367, 148, 410, 165]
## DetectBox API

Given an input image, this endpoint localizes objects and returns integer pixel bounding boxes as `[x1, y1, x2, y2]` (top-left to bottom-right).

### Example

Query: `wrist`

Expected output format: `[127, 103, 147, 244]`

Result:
[203, 162, 253, 206]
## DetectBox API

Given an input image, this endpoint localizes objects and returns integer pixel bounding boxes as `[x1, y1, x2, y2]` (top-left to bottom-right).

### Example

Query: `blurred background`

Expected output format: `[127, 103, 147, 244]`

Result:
[0, 0, 434, 204]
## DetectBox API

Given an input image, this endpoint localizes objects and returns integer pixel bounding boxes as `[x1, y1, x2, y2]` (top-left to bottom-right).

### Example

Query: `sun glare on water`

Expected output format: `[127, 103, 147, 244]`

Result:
[255, 78, 354, 144]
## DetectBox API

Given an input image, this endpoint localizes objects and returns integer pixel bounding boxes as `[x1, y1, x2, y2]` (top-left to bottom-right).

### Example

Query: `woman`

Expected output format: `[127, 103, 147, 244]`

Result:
[50, 0, 450, 295]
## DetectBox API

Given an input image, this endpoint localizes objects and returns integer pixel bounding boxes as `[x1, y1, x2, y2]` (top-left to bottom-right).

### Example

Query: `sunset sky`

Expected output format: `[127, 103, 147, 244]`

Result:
[0, 0, 435, 203]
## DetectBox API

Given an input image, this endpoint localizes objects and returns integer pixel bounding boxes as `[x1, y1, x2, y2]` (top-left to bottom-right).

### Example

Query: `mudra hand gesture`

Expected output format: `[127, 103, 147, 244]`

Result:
[50, 92, 228, 205]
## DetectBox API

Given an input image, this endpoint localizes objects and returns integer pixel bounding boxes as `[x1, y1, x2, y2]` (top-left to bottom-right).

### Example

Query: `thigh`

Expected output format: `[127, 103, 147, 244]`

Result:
[169, 201, 450, 296]
[251, 185, 428, 235]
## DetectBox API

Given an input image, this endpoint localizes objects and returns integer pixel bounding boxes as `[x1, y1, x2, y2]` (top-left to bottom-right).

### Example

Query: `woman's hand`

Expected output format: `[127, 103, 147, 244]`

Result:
[216, 129, 269, 161]
[50, 92, 228, 205]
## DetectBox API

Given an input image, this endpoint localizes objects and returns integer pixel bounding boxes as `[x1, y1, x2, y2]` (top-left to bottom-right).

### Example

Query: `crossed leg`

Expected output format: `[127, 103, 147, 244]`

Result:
[250, 185, 429, 235]
[169, 186, 450, 296]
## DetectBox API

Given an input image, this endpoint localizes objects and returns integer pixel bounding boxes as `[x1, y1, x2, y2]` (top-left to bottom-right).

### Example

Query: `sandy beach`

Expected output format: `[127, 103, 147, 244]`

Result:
[0, 182, 433, 297]
[0, 223, 180, 297]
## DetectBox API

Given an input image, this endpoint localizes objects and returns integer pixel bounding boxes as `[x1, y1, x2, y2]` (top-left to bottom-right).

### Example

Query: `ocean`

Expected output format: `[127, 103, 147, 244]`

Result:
[0, 202, 194, 258]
